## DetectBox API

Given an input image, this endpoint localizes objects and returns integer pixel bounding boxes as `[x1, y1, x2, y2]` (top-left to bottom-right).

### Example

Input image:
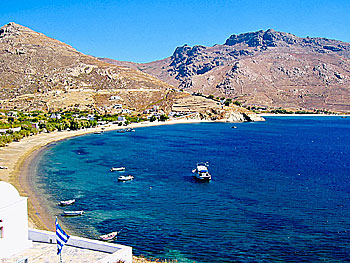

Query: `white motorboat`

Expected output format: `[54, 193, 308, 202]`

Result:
[58, 199, 76, 206]
[111, 167, 126, 172]
[63, 210, 84, 216]
[99, 231, 119, 241]
[118, 175, 134, 182]
[192, 162, 211, 181]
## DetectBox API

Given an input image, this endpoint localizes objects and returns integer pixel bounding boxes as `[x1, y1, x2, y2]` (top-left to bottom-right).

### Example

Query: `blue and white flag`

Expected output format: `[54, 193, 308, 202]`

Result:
[56, 217, 70, 255]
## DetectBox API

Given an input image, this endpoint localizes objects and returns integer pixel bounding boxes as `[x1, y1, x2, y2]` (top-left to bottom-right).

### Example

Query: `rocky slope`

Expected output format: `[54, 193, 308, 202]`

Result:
[0, 22, 176, 112]
[101, 29, 350, 112]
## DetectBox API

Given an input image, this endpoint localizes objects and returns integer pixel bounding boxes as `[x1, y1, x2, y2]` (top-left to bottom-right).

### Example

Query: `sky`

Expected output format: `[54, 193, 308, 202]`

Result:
[1, 0, 350, 63]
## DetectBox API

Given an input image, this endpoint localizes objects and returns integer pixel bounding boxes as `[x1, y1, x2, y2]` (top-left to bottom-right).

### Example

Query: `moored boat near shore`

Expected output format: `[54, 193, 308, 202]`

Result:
[118, 175, 134, 182]
[63, 210, 84, 216]
[58, 199, 75, 206]
[99, 231, 119, 241]
[111, 167, 126, 172]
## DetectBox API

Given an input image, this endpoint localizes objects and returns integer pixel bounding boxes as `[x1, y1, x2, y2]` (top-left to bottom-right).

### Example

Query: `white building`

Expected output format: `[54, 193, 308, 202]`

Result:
[0, 182, 32, 259]
[110, 95, 121, 101]
[113, 104, 122, 109]
[121, 109, 131, 114]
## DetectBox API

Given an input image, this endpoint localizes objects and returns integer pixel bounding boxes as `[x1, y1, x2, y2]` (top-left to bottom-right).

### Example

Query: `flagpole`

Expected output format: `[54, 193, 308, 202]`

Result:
[60, 253, 63, 263]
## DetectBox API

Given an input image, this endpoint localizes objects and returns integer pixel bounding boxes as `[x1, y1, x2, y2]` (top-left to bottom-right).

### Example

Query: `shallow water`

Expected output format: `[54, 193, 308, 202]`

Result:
[35, 117, 350, 262]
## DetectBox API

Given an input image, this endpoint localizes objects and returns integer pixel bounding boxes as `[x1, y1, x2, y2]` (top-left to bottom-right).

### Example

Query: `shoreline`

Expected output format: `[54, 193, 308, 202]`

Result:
[259, 113, 350, 117]
[0, 118, 207, 231]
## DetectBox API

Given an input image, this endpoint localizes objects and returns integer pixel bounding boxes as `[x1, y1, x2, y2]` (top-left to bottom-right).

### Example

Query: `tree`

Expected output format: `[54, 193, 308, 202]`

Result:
[159, 114, 169, 121]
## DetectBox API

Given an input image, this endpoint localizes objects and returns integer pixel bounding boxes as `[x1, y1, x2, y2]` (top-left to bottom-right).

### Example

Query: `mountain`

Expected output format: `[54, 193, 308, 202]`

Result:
[100, 29, 350, 112]
[0, 22, 176, 113]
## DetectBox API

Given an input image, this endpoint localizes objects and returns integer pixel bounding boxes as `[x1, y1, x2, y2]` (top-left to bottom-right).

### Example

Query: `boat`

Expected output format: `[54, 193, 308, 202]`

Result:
[118, 175, 134, 182]
[58, 199, 76, 206]
[192, 162, 211, 181]
[117, 129, 125, 133]
[63, 210, 84, 216]
[99, 231, 119, 241]
[94, 131, 103, 134]
[125, 128, 135, 132]
[110, 167, 126, 172]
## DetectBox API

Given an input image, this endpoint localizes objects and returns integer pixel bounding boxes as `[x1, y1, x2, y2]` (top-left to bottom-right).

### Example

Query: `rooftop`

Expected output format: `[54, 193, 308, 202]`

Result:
[1, 242, 109, 263]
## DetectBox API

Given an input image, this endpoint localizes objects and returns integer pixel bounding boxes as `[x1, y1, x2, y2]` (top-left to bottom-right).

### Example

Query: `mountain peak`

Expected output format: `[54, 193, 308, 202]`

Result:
[0, 22, 39, 40]
[224, 29, 299, 47]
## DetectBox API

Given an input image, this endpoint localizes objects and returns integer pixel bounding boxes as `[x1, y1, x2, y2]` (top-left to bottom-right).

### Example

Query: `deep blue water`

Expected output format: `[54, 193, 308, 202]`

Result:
[35, 117, 350, 262]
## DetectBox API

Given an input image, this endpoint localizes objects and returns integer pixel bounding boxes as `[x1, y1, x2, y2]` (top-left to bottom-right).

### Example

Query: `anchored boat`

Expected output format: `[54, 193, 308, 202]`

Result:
[58, 199, 76, 206]
[111, 167, 126, 172]
[99, 231, 119, 241]
[118, 175, 134, 182]
[192, 162, 211, 181]
[63, 210, 84, 216]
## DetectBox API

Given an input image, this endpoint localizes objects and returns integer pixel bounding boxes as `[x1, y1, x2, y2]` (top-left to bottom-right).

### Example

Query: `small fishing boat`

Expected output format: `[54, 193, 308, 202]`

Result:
[192, 162, 211, 181]
[63, 210, 84, 216]
[94, 131, 103, 134]
[99, 231, 119, 241]
[118, 175, 134, 182]
[111, 167, 126, 172]
[117, 129, 125, 133]
[58, 199, 76, 206]
[125, 128, 135, 132]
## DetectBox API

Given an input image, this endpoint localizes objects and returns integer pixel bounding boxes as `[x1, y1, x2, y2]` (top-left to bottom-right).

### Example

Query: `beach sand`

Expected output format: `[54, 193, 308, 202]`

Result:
[0, 119, 206, 231]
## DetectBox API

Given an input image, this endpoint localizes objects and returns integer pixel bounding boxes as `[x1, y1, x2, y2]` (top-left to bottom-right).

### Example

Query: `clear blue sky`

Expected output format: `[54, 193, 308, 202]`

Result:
[1, 0, 349, 63]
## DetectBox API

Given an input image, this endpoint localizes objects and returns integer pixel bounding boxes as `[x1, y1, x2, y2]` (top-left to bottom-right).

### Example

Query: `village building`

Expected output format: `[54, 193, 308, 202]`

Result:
[0, 182, 32, 259]
[109, 95, 121, 101]
[113, 104, 123, 109]
[121, 109, 131, 114]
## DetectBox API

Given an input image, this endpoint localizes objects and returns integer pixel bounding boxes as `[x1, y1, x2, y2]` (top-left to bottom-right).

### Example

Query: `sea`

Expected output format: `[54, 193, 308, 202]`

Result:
[34, 116, 350, 262]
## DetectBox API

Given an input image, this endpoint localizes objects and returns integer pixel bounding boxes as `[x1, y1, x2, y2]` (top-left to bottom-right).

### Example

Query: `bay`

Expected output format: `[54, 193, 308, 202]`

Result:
[35, 117, 350, 262]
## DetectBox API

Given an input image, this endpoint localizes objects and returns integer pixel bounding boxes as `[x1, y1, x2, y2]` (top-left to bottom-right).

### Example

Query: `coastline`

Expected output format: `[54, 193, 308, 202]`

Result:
[259, 113, 350, 117]
[0, 118, 207, 231]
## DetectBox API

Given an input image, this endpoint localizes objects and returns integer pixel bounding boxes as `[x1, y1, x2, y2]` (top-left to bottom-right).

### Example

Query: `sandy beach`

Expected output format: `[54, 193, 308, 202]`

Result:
[0, 118, 207, 231]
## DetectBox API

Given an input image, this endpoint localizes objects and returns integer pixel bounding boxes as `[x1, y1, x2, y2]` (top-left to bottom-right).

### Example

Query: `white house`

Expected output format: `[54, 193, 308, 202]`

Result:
[118, 116, 126, 122]
[0, 182, 32, 259]
[110, 96, 121, 101]
[50, 113, 61, 120]
[114, 104, 123, 109]
[121, 109, 131, 114]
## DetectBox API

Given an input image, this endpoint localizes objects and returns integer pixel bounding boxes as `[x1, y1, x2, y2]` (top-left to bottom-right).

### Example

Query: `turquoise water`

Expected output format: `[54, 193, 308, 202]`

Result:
[35, 117, 350, 262]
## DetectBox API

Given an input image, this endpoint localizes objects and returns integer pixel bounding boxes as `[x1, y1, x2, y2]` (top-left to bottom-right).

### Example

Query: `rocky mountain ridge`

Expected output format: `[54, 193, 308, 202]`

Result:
[101, 29, 350, 112]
